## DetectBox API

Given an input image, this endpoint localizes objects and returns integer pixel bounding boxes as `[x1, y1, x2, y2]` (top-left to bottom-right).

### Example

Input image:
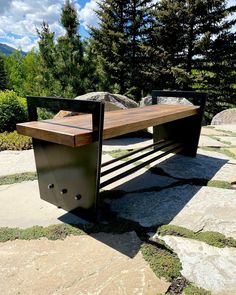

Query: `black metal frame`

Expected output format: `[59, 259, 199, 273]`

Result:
[26, 96, 104, 220]
[152, 90, 207, 157]
[100, 90, 207, 189]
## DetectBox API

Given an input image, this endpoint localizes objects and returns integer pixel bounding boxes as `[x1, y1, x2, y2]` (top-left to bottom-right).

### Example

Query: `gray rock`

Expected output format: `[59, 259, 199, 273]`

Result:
[75, 91, 138, 111]
[155, 149, 236, 183]
[54, 92, 138, 118]
[211, 109, 236, 125]
[158, 235, 236, 295]
[0, 150, 35, 177]
[0, 233, 171, 295]
[109, 185, 236, 239]
[198, 135, 228, 147]
[0, 181, 86, 228]
[210, 124, 236, 133]
[140, 95, 192, 106]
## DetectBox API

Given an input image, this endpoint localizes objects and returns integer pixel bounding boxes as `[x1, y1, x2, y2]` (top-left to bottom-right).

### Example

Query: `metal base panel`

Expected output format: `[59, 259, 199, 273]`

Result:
[33, 139, 99, 212]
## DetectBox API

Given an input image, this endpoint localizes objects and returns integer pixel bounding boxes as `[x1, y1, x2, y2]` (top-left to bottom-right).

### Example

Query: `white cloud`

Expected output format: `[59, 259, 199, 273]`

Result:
[79, 0, 99, 30]
[0, 0, 65, 51]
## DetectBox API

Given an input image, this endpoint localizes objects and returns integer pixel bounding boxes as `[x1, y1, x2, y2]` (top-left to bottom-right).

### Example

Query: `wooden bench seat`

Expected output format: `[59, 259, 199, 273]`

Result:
[17, 104, 199, 147]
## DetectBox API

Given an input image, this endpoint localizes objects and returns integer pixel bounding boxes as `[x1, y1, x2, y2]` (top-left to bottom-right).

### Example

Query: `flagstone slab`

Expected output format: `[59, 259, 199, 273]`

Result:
[227, 147, 236, 157]
[0, 181, 85, 228]
[153, 149, 236, 183]
[109, 185, 236, 238]
[103, 137, 152, 151]
[201, 127, 229, 137]
[0, 233, 170, 295]
[0, 150, 36, 177]
[158, 235, 236, 295]
[215, 136, 236, 146]
[211, 124, 236, 133]
[198, 135, 228, 147]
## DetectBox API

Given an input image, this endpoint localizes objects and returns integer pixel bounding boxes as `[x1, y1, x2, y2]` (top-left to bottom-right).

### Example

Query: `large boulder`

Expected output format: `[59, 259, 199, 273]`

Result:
[75, 92, 138, 110]
[54, 92, 138, 119]
[211, 108, 236, 125]
[140, 95, 192, 107]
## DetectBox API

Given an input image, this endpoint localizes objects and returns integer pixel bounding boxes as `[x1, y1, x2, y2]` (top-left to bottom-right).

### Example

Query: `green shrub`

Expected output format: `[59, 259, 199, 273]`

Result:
[0, 90, 27, 132]
[0, 131, 32, 151]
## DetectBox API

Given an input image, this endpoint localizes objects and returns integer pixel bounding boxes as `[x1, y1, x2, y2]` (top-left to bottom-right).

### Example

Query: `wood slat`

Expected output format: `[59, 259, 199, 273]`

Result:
[17, 104, 200, 147]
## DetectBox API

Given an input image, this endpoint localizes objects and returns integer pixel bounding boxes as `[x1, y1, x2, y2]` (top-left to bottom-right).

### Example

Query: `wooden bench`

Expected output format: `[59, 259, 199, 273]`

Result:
[17, 90, 206, 220]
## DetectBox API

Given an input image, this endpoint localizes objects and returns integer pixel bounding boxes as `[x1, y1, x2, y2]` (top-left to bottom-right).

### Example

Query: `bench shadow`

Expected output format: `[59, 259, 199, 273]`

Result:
[58, 151, 229, 257]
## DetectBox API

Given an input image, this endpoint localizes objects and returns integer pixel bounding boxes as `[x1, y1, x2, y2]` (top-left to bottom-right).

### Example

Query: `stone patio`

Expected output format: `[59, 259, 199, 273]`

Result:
[0, 124, 236, 294]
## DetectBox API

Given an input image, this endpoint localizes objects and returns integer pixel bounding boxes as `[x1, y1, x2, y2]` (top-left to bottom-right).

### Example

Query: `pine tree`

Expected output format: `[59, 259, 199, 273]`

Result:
[150, 0, 236, 120]
[91, 0, 153, 100]
[56, 0, 84, 96]
[125, 0, 155, 98]
[37, 0, 84, 97]
[91, 0, 130, 94]
[0, 54, 8, 91]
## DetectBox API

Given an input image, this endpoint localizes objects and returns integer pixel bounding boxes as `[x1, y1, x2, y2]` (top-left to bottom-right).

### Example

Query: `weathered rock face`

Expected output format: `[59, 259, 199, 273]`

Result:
[0, 233, 171, 295]
[158, 235, 236, 295]
[75, 92, 138, 110]
[54, 92, 138, 118]
[140, 95, 192, 106]
[109, 185, 236, 238]
[211, 108, 236, 125]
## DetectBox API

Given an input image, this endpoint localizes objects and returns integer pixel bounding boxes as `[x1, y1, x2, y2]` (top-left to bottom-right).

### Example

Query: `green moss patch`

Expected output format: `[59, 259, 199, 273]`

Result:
[200, 146, 236, 159]
[184, 283, 211, 295]
[207, 180, 232, 189]
[105, 149, 131, 159]
[0, 224, 86, 242]
[157, 225, 236, 248]
[0, 172, 37, 186]
[214, 129, 236, 137]
[141, 242, 182, 281]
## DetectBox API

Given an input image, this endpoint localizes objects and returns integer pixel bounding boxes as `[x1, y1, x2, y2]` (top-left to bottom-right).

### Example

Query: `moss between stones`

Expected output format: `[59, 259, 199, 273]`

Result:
[183, 283, 211, 295]
[0, 221, 220, 295]
[0, 224, 86, 242]
[214, 129, 236, 137]
[157, 225, 236, 248]
[104, 149, 131, 159]
[207, 135, 231, 146]
[149, 166, 234, 189]
[200, 146, 236, 160]
[0, 172, 37, 185]
[141, 242, 182, 281]
[207, 180, 232, 189]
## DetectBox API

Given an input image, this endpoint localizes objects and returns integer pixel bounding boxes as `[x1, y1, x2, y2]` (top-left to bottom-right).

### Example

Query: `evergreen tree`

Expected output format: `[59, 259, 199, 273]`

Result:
[5, 51, 24, 94]
[37, 0, 84, 97]
[150, 0, 236, 120]
[0, 54, 8, 90]
[91, 0, 153, 100]
[125, 0, 154, 98]
[91, 0, 130, 94]
[56, 0, 84, 96]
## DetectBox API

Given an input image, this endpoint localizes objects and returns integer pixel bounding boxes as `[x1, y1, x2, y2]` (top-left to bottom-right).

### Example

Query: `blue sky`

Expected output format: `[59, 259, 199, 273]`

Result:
[0, 0, 235, 52]
[0, 0, 99, 51]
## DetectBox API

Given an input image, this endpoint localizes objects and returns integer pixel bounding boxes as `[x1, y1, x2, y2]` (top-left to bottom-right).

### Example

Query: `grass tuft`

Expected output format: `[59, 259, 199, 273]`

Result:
[141, 242, 182, 281]
[157, 225, 236, 248]
[184, 283, 211, 295]
[0, 172, 37, 186]
[0, 224, 86, 242]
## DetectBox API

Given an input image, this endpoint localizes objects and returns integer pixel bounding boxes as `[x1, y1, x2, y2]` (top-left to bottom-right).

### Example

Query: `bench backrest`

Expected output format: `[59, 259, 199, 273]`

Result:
[152, 90, 206, 112]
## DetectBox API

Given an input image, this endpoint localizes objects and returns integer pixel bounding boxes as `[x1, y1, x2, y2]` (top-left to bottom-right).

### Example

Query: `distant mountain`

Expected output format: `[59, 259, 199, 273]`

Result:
[0, 43, 27, 56]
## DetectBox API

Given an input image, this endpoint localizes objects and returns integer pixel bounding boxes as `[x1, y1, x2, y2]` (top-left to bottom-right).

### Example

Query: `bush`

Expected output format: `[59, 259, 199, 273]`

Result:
[0, 90, 27, 132]
[0, 131, 32, 151]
